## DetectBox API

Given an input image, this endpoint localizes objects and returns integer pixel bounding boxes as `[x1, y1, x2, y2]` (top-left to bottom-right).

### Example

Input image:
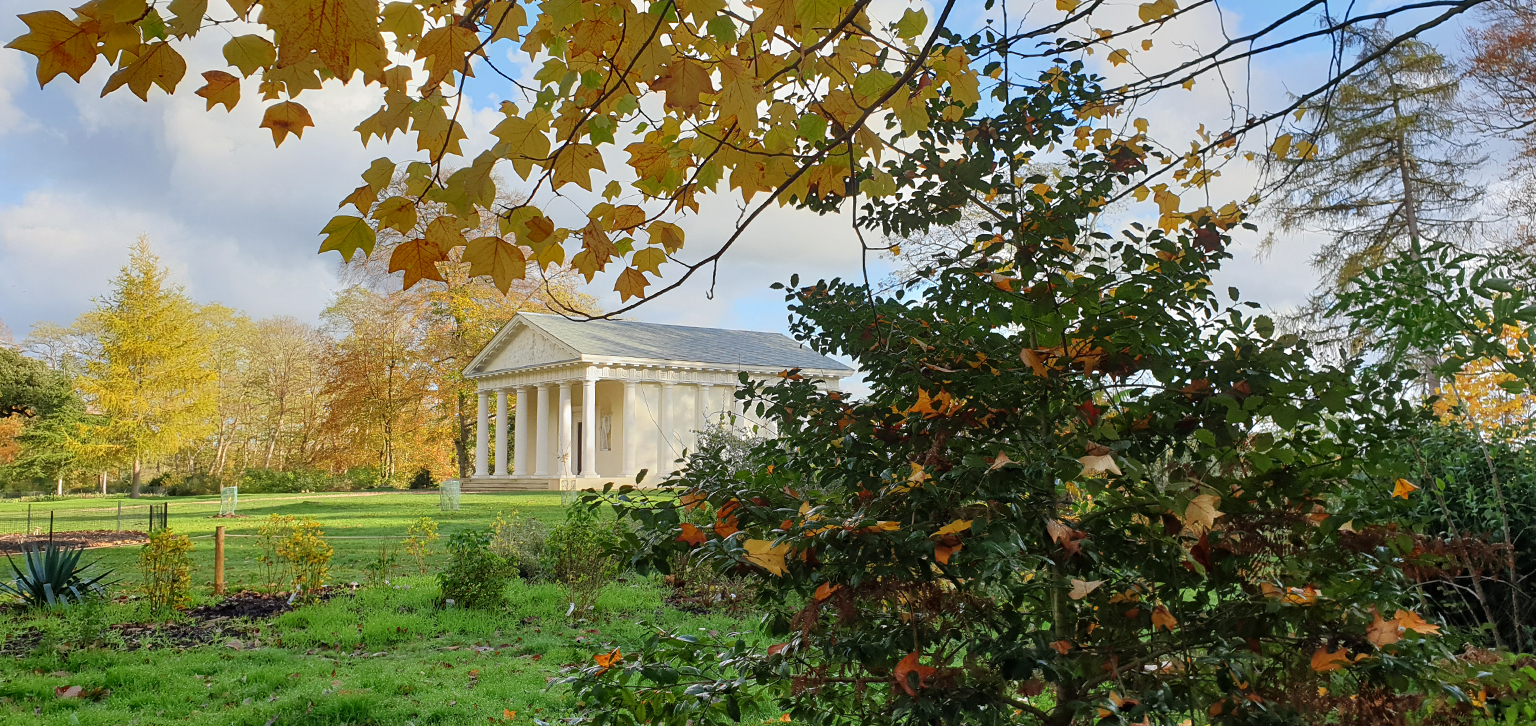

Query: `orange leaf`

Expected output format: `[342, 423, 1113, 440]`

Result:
[1151, 605, 1178, 631]
[1048, 640, 1073, 655]
[676, 523, 707, 547]
[680, 491, 707, 510]
[1020, 348, 1050, 377]
[934, 539, 962, 564]
[504, 709, 516, 720]
[1393, 478, 1418, 499]
[1393, 610, 1440, 636]
[614, 267, 650, 302]
[593, 647, 622, 674]
[893, 651, 937, 696]
[1310, 646, 1351, 672]
[813, 583, 840, 601]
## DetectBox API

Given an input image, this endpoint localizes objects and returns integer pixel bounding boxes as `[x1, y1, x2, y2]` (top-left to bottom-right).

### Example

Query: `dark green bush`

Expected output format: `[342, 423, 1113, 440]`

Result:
[437, 528, 515, 609]
[240, 468, 334, 493]
[543, 507, 622, 620]
[408, 468, 434, 490]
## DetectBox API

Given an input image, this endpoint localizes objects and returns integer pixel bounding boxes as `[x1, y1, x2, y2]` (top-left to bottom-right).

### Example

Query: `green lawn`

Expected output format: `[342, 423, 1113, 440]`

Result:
[0, 492, 573, 596]
[0, 492, 763, 726]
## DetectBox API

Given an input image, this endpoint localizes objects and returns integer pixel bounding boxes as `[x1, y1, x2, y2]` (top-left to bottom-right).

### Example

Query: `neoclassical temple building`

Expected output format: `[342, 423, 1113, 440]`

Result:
[460, 313, 853, 491]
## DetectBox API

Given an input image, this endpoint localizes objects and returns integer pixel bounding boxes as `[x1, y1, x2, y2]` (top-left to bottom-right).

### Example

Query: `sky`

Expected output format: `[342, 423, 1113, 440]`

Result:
[0, 0, 1484, 357]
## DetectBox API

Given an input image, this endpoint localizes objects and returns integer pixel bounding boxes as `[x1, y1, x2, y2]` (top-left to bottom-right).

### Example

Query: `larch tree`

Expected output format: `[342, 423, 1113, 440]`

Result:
[1264, 27, 1484, 293]
[77, 239, 217, 497]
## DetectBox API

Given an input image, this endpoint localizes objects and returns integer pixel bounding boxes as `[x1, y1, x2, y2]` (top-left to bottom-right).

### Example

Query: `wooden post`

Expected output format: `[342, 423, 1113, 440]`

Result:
[214, 526, 226, 595]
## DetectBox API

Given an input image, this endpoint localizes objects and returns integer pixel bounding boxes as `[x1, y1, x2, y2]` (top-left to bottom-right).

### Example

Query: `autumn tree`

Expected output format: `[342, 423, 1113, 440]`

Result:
[341, 176, 597, 476]
[78, 239, 216, 497]
[1466, 0, 1536, 165]
[242, 316, 331, 472]
[4, 0, 1492, 304]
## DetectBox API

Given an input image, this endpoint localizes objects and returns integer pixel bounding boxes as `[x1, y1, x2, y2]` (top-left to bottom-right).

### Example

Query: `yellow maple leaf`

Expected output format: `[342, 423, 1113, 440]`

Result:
[1393, 478, 1418, 499]
[102, 42, 187, 101]
[651, 59, 715, 115]
[464, 237, 527, 293]
[631, 247, 668, 276]
[1108, 49, 1130, 66]
[6, 11, 98, 87]
[614, 267, 650, 302]
[551, 144, 605, 191]
[415, 24, 480, 87]
[194, 70, 240, 111]
[1137, 0, 1178, 24]
[1270, 134, 1293, 159]
[338, 184, 375, 215]
[1056, 0, 1079, 11]
[260, 100, 314, 146]
[371, 196, 418, 233]
[743, 539, 790, 576]
[1068, 578, 1104, 600]
[389, 236, 446, 290]
[646, 221, 685, 254]
[317, 214, 375, 262]
[934, 519, 972, 537]
[259, 0, 383, 78]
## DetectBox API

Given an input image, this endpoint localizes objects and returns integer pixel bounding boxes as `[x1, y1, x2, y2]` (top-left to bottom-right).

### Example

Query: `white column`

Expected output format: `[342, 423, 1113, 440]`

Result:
[494, 389, 509, 476]
[622, 380, 638, 476]
[658, 381, 674, 475]
[535, 383, 552, 476]
[558, 382, 573, 476]
[475, 390, 489, 476]
[513, 387, 529, 476]
[697, 383, 713, 428]
[581, 375, 597, 476]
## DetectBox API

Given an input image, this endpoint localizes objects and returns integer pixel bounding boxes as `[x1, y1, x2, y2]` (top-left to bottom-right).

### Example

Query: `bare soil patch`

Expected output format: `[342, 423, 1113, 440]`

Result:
[0, 530, 147, 554]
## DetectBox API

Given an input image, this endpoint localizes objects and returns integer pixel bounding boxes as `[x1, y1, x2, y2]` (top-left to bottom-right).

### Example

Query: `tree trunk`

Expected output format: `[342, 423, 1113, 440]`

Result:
[57, 476, 63, 496]
[99, 472, 107, 495]
[130, 457, 142, 498]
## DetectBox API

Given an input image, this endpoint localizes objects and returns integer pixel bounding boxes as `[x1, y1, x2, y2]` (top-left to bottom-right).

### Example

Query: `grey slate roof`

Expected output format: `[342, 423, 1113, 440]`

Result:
[521, 313, 853, 372]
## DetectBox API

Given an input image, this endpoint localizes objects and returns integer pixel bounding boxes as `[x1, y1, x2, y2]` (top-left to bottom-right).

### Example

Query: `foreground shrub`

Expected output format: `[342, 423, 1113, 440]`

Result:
[490, 510, 547, 579]
[404, 517, 439, 574]
[255, 514, 298, 591]
[140, 529, 192, 614]
[0, 541, 112, 608]
[437, 528, 515, 608]
[278, 518, 333, 599]
[544, 507, 620, 620]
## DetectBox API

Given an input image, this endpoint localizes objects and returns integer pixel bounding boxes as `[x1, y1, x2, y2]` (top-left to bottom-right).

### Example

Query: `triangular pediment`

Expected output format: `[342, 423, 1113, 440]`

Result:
[465, 317, 580, 376]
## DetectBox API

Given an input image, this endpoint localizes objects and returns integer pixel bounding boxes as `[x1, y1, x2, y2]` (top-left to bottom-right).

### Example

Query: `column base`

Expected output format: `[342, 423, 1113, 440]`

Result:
[461, 474, 660, 492]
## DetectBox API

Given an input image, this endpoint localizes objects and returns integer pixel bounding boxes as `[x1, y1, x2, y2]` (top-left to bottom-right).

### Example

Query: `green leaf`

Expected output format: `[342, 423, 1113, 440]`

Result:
[894, 7, 927, 39]
[706, 16, 736, 44]
[317, 215, 376, 262]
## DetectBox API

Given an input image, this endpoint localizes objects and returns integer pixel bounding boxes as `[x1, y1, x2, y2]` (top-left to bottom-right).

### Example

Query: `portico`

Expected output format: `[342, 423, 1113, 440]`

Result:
[461, 313, 852, 491]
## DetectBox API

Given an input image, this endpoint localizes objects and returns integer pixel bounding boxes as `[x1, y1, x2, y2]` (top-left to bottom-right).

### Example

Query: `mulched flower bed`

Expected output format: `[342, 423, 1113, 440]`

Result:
[0, 530, 148, 554]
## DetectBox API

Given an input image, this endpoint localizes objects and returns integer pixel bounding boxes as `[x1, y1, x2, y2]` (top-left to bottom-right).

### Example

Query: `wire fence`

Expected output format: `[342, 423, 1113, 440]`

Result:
[0, 501, 174, 536]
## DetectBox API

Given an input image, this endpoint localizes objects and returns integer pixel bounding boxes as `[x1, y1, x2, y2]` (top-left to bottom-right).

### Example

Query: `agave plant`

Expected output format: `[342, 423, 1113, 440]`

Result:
[0, 541, 114, 608]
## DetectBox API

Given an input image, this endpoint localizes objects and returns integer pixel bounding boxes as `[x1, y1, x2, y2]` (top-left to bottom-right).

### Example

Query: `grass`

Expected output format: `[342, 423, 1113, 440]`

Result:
[1, 575, 756, 725]
[0, 492, 764, 725]
[0, 492, 573, 597]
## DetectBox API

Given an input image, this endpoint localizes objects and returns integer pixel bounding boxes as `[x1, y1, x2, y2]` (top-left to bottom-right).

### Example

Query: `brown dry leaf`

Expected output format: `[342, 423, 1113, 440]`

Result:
[1020, 348, 1050, 377]
[1078, 454, 1120, 478]
[1068, 578, 1104, 600]
[1048, 640, 1073, 655]
[1366, 609, 1401, 648]
[7, 11, 98, 86]
[388, 236, 446, 289]
[987, 451, 1015, 471]
[102, 42, 187, 101]
[1151, 605, 1178, 631]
